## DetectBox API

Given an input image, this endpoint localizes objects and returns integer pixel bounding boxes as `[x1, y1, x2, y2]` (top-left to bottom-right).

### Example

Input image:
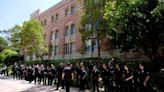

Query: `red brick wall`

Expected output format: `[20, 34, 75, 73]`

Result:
[38, 0, 83, 57]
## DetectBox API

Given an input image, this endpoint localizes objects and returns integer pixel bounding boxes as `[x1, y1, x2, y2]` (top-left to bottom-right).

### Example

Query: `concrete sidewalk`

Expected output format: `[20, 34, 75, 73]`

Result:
[0, 75, 90, 92]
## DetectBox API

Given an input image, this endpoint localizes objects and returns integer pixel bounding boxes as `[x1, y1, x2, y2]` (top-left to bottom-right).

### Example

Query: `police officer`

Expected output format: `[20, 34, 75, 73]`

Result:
[50, 64, 57, 85]
[12, 64, 17, 79]
[34, 64, 39, 84]
[56, 63, 64, 90]
[43, 66, 49, 85]
[22, 65, 27, 80]
[114, 63, 123, 92]
[92, 65, 99, 92]
[122, 64, 133, 92]
[101, 63, 109, 92]
[27, 65, 34, 83]
[18, 64, 23, 80]
[39, 64, 45, 84]
[79, 63, 87, 91]
[47, 66, 52, 85]
[132, 66, 139, 92]
[62, 63, 74, 92]
[108, 61, 115, 92]
[138, 63, 150, 92]
[74, 63, 80, 87]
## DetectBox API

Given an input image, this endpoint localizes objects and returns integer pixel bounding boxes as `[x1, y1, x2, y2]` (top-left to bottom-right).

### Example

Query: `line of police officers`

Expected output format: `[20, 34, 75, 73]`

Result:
[11, 60, 151, 92]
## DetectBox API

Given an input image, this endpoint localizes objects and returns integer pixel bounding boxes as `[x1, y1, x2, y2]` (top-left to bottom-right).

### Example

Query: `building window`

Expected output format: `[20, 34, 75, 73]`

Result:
[54, 45, 58, 55]
[65, 26, 69, 36]
[50, 32, 53, 40]
[65, 9, 69, 16]
[55, 14, 59, 21]
[70, 42, 76, 54]
[70, 24, 76, 35]
[71, 6, 75, 15]
[65, 43, 70, 54]
[93, 38, 98, 52]
[44, 20, 47, 25]
[51, 16, 54, 23]
[85, 39, 92, 52]
[55, 31, 59, 39]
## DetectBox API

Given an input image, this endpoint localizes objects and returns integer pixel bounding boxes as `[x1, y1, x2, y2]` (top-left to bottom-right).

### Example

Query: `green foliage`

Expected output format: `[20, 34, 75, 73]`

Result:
[0, 36, 8, 52]
[9, 19, 48, 61]
[79, 0, 108, 49]
[0, 49, 18, 65]
[104, 0, 164, 62]
[9, 25, 22, 50]
[23, 57, 109, 66]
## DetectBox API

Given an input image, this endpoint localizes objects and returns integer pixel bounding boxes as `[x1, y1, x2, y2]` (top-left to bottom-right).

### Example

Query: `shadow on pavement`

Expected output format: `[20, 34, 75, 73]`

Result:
[0, 76, 11, 80]
[21, 84, 87, 92]
[21, 85, 62, 92]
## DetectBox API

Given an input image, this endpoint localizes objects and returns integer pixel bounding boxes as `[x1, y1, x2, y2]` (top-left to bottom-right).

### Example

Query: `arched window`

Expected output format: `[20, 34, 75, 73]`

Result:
[55, 30, 59, 39]
[70, 24, 76, 35]
[65, 26, 69, 36]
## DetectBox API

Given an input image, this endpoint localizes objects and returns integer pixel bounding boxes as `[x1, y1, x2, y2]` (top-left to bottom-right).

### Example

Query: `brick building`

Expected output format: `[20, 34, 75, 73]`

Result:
[29, 0, 110, 60]
[29, 0, 148, 61]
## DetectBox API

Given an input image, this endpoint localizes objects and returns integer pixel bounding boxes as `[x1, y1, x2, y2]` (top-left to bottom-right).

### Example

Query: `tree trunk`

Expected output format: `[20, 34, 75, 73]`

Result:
[97, 29, 101, 68]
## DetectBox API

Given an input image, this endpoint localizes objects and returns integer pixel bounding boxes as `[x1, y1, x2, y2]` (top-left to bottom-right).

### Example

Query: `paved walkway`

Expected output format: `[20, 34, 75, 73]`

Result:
[0, 76, 90, 92]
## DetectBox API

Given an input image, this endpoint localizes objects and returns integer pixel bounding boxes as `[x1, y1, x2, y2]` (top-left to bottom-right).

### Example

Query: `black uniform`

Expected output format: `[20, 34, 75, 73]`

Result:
[47, 67, 52, 85]
[18, 66, 23, 79]
[74, 65, 80, 87]
[114, 68, 123, 92]
[51, 67, 57, 85]
[40, 67, 45, 84]
[92, 68, 99, 92]
[63, 65, 73, 92]
[12, 65, 17, 79]
[27, 67, 33, 83]
[34, 67, 39, 84]
[43, 67, 48, 85]
[101, 68, 110, 92]
[122, 69, 133, 92]
[132, 69, 139, 92]
[79, 67, 87, 91]
[138, 69, 150, 92]
[108, 66, 115, 91]
[56, 65, 64, 90]
[37, 67, 42, 84]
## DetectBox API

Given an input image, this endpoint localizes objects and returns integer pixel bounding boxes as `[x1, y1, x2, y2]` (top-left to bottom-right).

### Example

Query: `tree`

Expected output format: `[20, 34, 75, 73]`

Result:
[0, 49, 18, 65]
[10, 19, 48, 61]
[0, 36, 8, 52]
[9, 25, 22, 50]
[104, 0, 164, 70]
[79, 0, 108, 67]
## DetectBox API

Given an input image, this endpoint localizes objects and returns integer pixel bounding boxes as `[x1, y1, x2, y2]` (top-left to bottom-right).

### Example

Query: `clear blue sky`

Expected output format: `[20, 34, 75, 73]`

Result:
[0, 0, 61, 31]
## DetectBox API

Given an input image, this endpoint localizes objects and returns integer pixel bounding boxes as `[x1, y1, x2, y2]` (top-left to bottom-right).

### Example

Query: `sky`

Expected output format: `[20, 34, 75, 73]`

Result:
[0, 0, 62, 31]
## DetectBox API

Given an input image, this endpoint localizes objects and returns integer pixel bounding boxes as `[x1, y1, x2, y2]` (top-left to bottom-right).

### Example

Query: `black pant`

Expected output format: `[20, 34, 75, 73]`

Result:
[34, 74, 39, 84]
[92, 79, 99, 92]
[1, 70, 6, 76]
[48, 75, 53, 85]
[64, 79, 71, 92]
[28, 74, 33, 83]
[44, 74, 48, 85]
[103, 78, 109, 92]
[139, 82, 150, 92]
[56, 76, 64, 89]
[79, 78, 86, 91]
[123, 81, 133, 92]
[115, 80, 122, 92]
